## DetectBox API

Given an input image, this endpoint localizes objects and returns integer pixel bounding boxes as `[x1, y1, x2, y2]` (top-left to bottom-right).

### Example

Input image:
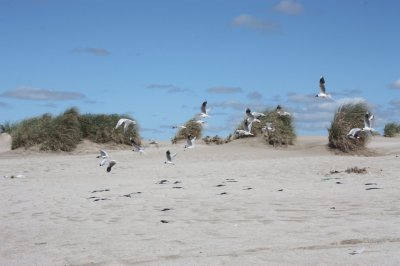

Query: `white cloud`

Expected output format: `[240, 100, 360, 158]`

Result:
[146, 84, 191, 94]
[0, 86, 85, 101]
[0, 102, 10, 108]
[207, 86, 242, 94]
[72, 47, 110, 56]
[274, 0, 304, 15]
[247, 91, 263, 100]
[232, 14, 279, 32]
[388, 79, 400, 89]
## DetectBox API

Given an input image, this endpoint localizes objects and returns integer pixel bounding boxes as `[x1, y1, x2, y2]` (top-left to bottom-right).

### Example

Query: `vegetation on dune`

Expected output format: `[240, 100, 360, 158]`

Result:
[6, 107, 140, 151]
[328, 101, 370, 153]
[171, 119, 203, 144]
[234, 107, 296, 146]
[383, 122, 400, 137]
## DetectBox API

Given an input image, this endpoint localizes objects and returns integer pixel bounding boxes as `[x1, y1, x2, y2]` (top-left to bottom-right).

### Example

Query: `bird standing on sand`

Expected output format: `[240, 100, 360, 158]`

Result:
[115, 118, 136, 134]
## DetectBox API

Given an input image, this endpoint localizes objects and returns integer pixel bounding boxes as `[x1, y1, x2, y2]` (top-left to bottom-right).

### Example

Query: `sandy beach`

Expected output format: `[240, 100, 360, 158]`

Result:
[1, 134, 400, 266]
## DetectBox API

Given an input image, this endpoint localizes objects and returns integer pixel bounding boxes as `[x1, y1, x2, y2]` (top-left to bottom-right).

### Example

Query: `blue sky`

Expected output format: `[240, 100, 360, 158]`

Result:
[1, 0, 399, 140]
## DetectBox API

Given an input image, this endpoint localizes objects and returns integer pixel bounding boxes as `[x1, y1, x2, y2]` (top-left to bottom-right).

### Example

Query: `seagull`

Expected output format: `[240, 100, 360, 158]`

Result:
[262, 122, 275, 132]
[115, 118, 136, 134]
[235, 120, 254, 136]
[316, 75, 332, 99]
[172, 125, 187, 129]
[197, 101, 211, 118]
[245, 108, 263, 123]
[276, 105, 291, 116]
[97, 150, 110, 166]
[130, 138, 145, 154]
[363, 112, 375, 132]
[106, 160, 117, 172]
[165, 150, 177, 165]
[347, 128, 363, 139]
[184, 134, 196, 149]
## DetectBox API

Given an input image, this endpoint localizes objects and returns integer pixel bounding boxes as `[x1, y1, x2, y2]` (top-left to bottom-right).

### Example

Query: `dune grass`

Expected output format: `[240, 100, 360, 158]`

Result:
[171, 119, 203, 144]
[235, 107, 296, 146]
[384, 122, 400, 137]
[7, 107, 140, 151]
[328, 102, 370, 153]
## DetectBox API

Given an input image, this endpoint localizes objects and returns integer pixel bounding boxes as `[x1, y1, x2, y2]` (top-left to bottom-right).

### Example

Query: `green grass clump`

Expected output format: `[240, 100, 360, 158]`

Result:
[383, 122, 400, 137]
[7, 107, 140, 151]
[235, 107, 296, 146]
[328, 101, 370, 153]
[172, 119, 203, 144]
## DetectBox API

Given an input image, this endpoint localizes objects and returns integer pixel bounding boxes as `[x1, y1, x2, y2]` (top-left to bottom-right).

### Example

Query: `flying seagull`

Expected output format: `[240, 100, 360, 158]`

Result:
[115, 118, 136, 134]
[184, 134, 196, 149]
[197, 101, 211, 118]
[130, 138, 145, 154]
[165, 150, 177, 165]
[172, 125, 187, 129]
[276, 105, 291, 116]
[316, 75, 332, 99]
[245, 108, 263, 123]
[363, 112, 375, 132]
[235, 120, 254, 136]
[97, 149, 110, 166]
[347, 128, 363, 139]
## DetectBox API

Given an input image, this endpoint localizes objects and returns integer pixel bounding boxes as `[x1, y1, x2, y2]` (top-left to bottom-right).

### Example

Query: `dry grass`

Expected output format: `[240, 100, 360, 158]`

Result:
[345, 166, 367, 174]
[234, 107, 296, 147]
[384, 122, 400, 137]
[172, 119, 203, 144]
[328, 102, 370, 153]
[8, 107, 140, 151]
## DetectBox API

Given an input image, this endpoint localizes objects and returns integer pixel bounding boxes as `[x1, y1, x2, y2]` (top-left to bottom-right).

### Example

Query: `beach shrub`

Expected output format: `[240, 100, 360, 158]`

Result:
[328, 101, 370, 153]
[172, 119, 203, 143]
[383, 122, 400, 137]
[234, 107, 296, 146]
[9, 107, 140, 151]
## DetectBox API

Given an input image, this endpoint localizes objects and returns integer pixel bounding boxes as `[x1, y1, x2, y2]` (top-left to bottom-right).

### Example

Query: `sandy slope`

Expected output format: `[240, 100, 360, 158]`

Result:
[1, 136, 400, 265]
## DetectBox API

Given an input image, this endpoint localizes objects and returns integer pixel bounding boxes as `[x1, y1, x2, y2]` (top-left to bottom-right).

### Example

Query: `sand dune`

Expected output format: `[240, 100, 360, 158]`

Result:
[1, 136, 400, 265]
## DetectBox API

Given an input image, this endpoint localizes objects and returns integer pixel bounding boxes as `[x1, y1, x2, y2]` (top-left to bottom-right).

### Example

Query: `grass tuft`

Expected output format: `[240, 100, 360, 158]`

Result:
[383, 122, 400, 137]
[6, 107, 140, 151]
[327, 101, 370, 153]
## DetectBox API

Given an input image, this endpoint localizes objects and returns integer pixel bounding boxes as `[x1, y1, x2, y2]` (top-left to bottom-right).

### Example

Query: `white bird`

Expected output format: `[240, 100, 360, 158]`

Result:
[97, 149, 110, 166]
[184, 134, 196, 149]
[115, 118, 136, 134]
[363, 112, 375, 132]
[194, 119, 206, 125]
[262, 122, 275, 132]
[276, 105, 291, 116]
[245, 108, 262, 123]
[165, 150, 177, 164]
[106, 160, 117, 172]
[197, 101, 211, 118]
[347, 128, 363, 139]
[130, 138, 145, 154]
[235, 120, 254, 136]
[172, 125, 187, 129]
[316, 76, 332, 99]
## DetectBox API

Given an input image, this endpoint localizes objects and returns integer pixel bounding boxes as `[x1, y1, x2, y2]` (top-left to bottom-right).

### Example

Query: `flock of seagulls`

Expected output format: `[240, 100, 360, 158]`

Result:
[97, 76, 376, 172]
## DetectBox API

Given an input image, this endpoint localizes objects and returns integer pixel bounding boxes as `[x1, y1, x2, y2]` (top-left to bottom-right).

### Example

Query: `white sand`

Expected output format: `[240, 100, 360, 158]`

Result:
[1, 136, 400, 265]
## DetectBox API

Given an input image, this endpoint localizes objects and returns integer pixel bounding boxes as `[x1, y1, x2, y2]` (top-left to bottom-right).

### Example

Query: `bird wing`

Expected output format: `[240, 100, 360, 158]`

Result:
[246, 108, 254, 118]
[171, 153, 177, 159]
[100, 149, 109, 158]
[100, 158, 109, 166]
[319, 77, 326, 93]
[364, 113, 371, 128]
[201, 101, 207, 114]
[115, 118, 126, 129]
[247, 121, 253, 133]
